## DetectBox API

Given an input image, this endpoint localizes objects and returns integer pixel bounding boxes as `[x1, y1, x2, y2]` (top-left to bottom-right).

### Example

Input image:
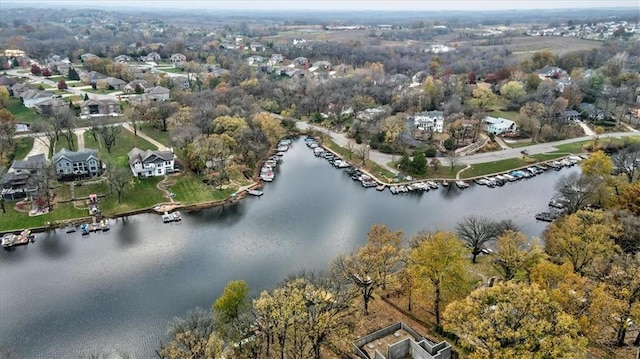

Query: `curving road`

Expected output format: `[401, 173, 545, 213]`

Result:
[296, 121, 639, 169]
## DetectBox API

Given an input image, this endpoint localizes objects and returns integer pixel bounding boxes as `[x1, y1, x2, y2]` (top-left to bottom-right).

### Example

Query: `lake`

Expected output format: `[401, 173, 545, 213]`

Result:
[0, 137, 577, 358]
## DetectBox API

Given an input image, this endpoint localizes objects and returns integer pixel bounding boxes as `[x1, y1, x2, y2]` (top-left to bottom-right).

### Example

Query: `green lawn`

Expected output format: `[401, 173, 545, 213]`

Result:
[99, 177, 166, 215]
[169, 172, 238, 205]
[551, 141, 591, 154]
[159, 67, 184, 74]
[6, 98, 44, 124]
[460, 158, 537, 179]
[503, 139, 534, 148]
[0, 202, 89, 233]
[139, 122, 171, 146]
[13, 137, 34, 160]
[489, 110, 519, 121]
[83, 129, 156, 166]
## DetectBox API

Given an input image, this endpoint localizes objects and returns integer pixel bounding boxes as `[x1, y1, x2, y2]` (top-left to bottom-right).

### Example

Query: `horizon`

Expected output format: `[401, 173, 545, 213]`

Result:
[3, 0, 640, 12]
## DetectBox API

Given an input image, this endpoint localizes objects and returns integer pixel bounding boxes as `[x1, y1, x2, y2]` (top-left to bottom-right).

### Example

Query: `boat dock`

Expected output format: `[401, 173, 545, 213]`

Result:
[247, 189, 264, 197]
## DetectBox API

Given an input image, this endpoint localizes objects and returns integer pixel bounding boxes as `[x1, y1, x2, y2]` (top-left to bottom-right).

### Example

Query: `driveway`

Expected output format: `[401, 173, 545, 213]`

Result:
[25, 136, 50, 159]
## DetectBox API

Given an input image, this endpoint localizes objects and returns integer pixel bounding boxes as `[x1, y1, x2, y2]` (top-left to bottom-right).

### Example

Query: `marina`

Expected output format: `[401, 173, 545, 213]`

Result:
[0, 136, 578, 358]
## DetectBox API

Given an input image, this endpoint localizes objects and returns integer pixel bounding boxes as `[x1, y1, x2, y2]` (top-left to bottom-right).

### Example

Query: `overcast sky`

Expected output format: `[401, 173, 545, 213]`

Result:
[9, 0, 640, 11]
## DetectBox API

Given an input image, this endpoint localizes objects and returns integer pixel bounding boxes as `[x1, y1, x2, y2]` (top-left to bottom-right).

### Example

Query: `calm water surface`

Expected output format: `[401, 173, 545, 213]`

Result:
[0, 138, 577, 358]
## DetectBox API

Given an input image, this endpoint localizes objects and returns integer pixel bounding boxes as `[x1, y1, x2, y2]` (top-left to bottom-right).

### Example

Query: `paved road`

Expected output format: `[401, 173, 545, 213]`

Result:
[296, 121, 639, 169]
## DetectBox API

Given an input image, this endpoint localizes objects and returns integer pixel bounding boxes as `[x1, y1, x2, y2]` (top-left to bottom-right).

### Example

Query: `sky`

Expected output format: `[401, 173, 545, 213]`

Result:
[6, 0, 640, 11]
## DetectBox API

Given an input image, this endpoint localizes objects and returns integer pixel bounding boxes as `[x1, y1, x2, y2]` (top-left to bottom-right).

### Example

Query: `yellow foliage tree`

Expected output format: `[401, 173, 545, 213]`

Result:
[544, 210, 621, 275]
[408, 231, 470, 326]
[443, 282, 587, 359]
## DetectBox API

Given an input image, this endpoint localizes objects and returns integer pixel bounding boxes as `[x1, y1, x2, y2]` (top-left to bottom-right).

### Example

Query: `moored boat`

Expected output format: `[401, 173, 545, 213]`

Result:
[162, 212, 174, 223]
[100, 219, 110, 231]
[172, 212, 182, 221]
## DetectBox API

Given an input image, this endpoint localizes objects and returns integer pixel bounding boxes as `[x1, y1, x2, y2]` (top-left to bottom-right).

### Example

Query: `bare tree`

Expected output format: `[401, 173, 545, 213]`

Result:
[447, 150, 458, 171]
[345, 139, 356, 160]
[555, 172, 602, 214]
[456, 216, 517, 263]
[611, 143, 640, 183]
[96, 123, 122, 154]
[355, 144, 369, 166]
[104, 162, 132, 203]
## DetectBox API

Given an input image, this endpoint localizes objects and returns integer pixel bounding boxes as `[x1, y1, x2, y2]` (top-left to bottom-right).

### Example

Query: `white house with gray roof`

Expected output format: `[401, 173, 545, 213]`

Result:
[482, 116, 517, 135]
[414, 111, 445, 133]
[128, 147, 175, 177]
[53, 148, 101, 179]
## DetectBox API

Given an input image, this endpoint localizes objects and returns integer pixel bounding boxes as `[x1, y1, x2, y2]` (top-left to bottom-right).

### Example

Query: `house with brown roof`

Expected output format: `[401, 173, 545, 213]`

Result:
[80, 98, 121, 118]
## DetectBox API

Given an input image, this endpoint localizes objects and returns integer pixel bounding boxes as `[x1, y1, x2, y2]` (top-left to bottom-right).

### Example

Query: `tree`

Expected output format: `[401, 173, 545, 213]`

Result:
[470, 86, 498, 110]
[332, 224, 403, 314]
[253, 112, 284, 146]
[68, 67, 80, 81]
[499, 81, 525, 102]
[213, 280, 249, 342]
[589, 253, 640, 346]
[544, 210, 621, 275]
[554, 172, 603, 214]
[96, 124, 122, 154]
[408, 231, 470, 327]
[0, 108, 16, 165]
[580, 150, 613, 178]
[156, 307, 223, 359]
[104, 161, 132, 203]
[456, 216, 515, 263]
[491, 230, 542, 281]
[57, 79, 68, 90]
[443, 282, 587, 359]
[611, 143, 640, 183]
[561, 85, 583, 107]
[41, 68, 51, 77]
[531, 50, 556, 69]
[0, 86, 9, 108]
[30, 64, 41, 76]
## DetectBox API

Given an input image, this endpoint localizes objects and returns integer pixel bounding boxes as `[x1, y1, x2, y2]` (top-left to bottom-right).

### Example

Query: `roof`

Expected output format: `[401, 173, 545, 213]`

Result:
[11, 154, 48, 170]
[53, 148, 99, 163]
[146, 86, 170, 95]
[483, 116, 515, 127]
[128, 147, 174, 166]
[105, 77, 126, 86]
[20, 89, 51, 100]
[81, 98, 120, 107]
[415, 110, 444, 119]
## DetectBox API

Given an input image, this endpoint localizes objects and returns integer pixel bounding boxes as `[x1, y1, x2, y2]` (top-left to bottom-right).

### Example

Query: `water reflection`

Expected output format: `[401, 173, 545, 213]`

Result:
[0, 137, 577, 358]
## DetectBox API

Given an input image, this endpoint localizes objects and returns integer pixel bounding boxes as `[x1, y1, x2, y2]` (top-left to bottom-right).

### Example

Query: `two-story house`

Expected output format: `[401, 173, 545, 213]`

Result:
[1, 154, 49, 200]
[127, 148, 175, 177]
[53, 148, 101, 180]
[414, 111, 445, 133]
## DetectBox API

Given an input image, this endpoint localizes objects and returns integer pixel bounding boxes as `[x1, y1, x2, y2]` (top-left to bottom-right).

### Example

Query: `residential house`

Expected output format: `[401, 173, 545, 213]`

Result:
[482, 116, 518, 135]
[80, 53, 99, 62]
[311, 60, 332, 71]
[357, 106, 390, 122]
[80, 98, 122, 118]
[140, 52, 161, 63]
[170, 53, 187, 68]
[293, 57, 309, 66]
[292, 38, 307, 45]
[104, 77, 127, 90]
[536, 65, 569, 80]
[124, 79, 151, 93]
[49, 61, 71, 76]
[20, 89, 53, 108]
[53, 148, 101, 180]
[414, 110, 445, 133]
[36, 98, 68, 115]
[127, 147, 175, 177]
[246, 55, 265, 65]
[578, 102, 607, 120]
[145, 86, 170, 101]
[81, 71, 108, 86]
[0, 76, 18, 92]
[10, 83, 31, 97]
[114, 54, 132, 63]
[128, 86, 170, 105]
[564, 110, 581, 122]
[1, 154, 49, 201]
[353, 322, 452, 359]
[249, 42, 265, 52]
[269, 54, 284, 65]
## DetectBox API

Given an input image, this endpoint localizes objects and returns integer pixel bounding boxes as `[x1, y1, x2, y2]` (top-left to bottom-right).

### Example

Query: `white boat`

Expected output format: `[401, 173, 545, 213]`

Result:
[389, 186, 399, 194]
[162, 212, 174, 223]
[247, 189, 264, 197]
[2, 234, 15, 248]
[260, 171, 275, 182]
[172, 212, 182, 221]
[100, 219, 110, 231]
[455, 180, 470, 189]
[65, 223, 77, 233]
